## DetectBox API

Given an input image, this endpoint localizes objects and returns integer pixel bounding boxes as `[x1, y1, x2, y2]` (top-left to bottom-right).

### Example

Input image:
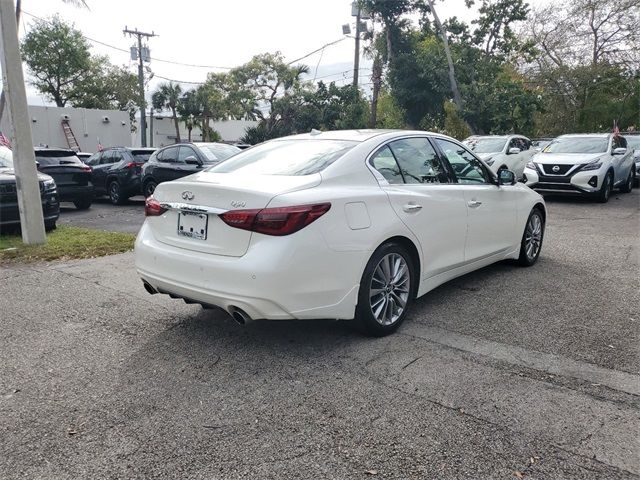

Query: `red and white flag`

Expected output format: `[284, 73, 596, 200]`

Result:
[613, 120, 620, 137]
[97, 138, 103, 151]
[0, 131, 11, 149]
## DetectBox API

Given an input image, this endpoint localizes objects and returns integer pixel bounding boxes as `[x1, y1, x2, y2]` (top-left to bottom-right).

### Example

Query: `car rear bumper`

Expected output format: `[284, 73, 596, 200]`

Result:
[58, 184, 94, 201]
[135, 221, 367, 321]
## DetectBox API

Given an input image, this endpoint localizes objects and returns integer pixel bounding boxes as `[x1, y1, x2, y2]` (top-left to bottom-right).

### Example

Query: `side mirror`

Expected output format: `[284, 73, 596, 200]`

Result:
[184, 155, 202, 166]
[498, 169, 516, 186]
[612, 147, 627, 155]
[508, 147, 521, 155]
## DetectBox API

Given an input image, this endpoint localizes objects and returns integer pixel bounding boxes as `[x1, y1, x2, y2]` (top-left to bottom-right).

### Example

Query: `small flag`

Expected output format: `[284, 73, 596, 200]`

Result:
[613, 120, 620, 137]
[0, 131, 11, 149]
[97, 138, 103, 151]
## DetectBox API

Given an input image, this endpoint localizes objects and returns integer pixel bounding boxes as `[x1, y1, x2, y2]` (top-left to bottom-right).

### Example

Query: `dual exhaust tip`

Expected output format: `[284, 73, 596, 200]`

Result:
[142, 280, 253, 325]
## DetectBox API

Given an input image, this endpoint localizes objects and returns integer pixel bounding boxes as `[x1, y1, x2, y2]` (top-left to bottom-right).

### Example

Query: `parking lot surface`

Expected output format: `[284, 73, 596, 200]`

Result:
[58, 196, 146, 234]
[1, 190, 639, 479]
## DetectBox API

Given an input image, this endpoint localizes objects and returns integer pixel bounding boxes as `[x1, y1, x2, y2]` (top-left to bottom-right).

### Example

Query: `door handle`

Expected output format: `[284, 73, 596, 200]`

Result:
[403, 204, 423, 212]
[467, 200, 482, 208]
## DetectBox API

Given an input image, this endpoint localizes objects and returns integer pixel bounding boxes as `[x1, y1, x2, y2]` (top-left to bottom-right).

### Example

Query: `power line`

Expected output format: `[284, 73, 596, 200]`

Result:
[287, 37, 348, 65]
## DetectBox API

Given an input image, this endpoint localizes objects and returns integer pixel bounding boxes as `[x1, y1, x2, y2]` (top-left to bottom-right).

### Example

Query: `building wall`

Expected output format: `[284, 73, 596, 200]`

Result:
[137, 116, 258, 148]
[0, 105, 131, 153]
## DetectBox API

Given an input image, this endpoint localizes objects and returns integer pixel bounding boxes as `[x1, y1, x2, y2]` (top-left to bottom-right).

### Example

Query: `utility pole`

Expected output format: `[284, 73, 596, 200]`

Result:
[353, 6, 361, 88]
[0, 0, 45, 244]
[123, 27, 156, 147]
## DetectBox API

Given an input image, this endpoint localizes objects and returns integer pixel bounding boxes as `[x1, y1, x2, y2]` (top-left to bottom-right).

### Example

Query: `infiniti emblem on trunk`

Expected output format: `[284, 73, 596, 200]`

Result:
[182, 191, 194, 200]
[552, 165, 560, 172]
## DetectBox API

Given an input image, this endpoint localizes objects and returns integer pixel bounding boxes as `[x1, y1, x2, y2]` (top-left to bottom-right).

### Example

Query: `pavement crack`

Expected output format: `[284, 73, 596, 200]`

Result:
[401, 356, 422, 370]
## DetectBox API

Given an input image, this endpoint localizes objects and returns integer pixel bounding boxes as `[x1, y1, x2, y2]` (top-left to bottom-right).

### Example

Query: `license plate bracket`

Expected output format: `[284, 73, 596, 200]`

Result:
[177, 211, 208, 240]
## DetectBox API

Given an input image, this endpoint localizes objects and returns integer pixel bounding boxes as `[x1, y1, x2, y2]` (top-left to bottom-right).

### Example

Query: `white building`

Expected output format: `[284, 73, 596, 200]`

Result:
[139, 115, 258, 148]
[0, 105, 131, 153]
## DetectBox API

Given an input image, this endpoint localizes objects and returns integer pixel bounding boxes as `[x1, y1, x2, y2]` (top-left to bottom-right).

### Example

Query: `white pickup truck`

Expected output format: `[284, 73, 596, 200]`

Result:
[522, 133, 635, 203]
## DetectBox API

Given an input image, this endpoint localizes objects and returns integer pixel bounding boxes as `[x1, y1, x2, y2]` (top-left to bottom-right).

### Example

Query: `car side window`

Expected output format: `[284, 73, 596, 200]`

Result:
[160, 147, 178, 163]
[508, 138, 521, 151]
[370, 146, 403, 184]
[178, 146, 198, 163]
[613, 136, 626, 149]
[86, 153, 101, 166]
[100, 151, 114, 165]
[111, 150, 124, 163]
[434, 138, 490, 185]
[388, 137, 449, 184]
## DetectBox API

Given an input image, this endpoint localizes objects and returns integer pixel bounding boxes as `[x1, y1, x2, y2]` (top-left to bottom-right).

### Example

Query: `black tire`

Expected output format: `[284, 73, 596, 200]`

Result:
[517, 208, 545, 267]
[108, 180, 126, 205]
[73, 197, 92, 210]
[619, 168, 634, 193]
[143, 179, 157, 198]
[354, 242, 416, 337]
[44, 221, 56, 232]
[597, 171, 613, 203]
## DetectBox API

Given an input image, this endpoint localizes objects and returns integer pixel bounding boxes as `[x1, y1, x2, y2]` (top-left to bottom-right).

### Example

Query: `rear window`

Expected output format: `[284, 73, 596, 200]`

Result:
[199, 144, 241, 163]
[209, 140, 357, 175]
[35, 150, 83, 166]
[130, 150, 155, 162]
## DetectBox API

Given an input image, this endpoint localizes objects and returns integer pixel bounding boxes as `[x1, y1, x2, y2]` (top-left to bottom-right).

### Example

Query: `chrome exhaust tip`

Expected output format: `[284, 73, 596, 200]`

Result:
[228, 306, 252, 325]
[142, 280, 157, 295]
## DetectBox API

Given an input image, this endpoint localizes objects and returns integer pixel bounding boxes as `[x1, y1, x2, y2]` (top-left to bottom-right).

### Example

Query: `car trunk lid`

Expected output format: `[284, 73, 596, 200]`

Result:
[148, 171, 321, 257]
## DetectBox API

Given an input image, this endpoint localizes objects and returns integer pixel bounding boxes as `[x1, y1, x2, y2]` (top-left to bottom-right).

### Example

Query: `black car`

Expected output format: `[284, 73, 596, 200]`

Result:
[35, 148, 93, 210]
[141, 142, 240, 197]
[0, 152, 59, 231]
[85, 147, 156, 205]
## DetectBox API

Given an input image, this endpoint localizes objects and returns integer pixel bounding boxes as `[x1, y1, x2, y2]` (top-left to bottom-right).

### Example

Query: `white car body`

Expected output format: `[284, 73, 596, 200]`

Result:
[463, 135, 536, 179]
[135, 130, 545, 327]
[523, 133, 635, 197]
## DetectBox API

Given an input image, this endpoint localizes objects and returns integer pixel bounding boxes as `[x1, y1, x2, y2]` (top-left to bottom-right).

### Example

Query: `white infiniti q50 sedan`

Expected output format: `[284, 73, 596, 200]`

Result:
[135, 130, 546, 336]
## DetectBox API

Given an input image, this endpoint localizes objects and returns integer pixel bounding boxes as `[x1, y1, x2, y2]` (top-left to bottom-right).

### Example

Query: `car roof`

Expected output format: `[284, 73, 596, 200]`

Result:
[278, 129, 403, 142]
[558, 133, 610, 138]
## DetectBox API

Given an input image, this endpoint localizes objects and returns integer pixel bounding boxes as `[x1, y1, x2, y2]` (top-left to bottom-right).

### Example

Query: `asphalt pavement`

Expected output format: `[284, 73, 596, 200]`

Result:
[1, 189, 639, 479]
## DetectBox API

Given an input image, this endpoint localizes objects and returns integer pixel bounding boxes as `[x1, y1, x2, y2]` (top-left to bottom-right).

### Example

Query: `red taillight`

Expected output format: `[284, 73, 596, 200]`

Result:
[82, 165, 92, 172]
[125, 162, 142, 169]
[220, 203, 331, 236]
[145, 197, 167, 217]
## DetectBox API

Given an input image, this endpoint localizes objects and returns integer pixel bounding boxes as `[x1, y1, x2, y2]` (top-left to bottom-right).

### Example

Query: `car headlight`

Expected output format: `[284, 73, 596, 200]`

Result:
[525, 161, 536, 170]
[484, 157, 495, 166]
[580, 162, 602, 171]
[43, 178, 56, 191]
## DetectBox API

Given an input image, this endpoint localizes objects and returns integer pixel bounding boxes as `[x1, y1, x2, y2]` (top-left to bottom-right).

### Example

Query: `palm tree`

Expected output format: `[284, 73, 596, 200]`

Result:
[152, 82, 182, 143]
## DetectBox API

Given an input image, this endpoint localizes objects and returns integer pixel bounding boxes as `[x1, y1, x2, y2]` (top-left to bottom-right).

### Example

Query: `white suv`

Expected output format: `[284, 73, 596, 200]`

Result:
[523, 133, 635, 203]
[463, 135, 535, 180]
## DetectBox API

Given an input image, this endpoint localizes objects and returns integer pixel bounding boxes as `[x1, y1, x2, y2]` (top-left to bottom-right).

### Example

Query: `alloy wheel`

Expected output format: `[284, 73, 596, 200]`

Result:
[109, 182, 120, 203]
[369, 253, 411, 326]
[525, 213, 543, 261]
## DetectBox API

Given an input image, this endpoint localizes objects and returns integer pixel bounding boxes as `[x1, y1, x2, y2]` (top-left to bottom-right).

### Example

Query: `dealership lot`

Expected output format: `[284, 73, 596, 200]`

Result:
[1, 191, 639, 478]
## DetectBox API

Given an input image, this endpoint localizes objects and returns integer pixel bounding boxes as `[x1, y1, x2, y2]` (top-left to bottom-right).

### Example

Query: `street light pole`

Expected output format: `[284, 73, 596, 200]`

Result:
[353, 6, 361, 88]
[0, 0, 45, 244]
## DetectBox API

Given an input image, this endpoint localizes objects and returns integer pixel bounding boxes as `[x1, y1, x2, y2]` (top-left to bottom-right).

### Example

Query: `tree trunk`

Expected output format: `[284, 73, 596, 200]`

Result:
[385, 23, 394, 65]
[188, 127, 192, 142]
[171, 109, 181, 143]
[369, 55, 383, 128]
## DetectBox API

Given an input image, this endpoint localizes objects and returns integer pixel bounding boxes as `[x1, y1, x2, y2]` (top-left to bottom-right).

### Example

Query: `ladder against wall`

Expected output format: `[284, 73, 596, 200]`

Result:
[61, 119, 80, 152]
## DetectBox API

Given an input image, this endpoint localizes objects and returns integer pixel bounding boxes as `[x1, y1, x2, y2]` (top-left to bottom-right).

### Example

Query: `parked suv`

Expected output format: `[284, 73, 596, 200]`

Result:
[462, 135, 535, 179]
[523, 133, 635, 202]
[85, 147, 156, 205]
[34, 148, 93, 209]
[0, 147, 59, 231]
[623, 133, 640, 186]
[141, 142, 240, 197]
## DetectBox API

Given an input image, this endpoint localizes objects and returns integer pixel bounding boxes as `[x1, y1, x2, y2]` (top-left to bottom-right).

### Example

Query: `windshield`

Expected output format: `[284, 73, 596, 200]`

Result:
[209, 139, 357, 175]
[35, 150, 84, 166]
[465, 138, 507, 154]
[131, 150, 154, 162]
[624, 136, 640, 150]
[543, 137, 608, 154]
[0, 156, 13, 168]
[199, 144, 241, 163]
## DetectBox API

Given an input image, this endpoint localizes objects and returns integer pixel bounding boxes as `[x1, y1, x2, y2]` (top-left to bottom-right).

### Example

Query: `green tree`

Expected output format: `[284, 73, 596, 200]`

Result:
[152, 82, 183, 143]
[21, 16, 92, 107]
[177, 89, 201, 142]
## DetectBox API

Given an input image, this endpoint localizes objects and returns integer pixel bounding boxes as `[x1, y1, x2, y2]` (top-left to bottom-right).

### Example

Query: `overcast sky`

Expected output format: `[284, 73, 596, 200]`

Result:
[6, 0, 548, 105]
